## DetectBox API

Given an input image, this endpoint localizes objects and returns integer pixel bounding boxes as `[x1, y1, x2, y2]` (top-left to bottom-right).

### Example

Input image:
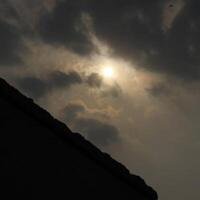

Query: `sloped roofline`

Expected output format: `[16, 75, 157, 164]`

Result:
[0, 78, 158, 200]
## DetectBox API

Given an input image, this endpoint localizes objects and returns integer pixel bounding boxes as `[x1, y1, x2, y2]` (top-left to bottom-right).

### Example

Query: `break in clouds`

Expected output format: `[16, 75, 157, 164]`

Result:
[1, 0, 200, 200]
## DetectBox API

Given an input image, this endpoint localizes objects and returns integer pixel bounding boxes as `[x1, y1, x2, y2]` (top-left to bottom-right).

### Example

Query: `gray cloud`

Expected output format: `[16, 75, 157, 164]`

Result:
[102, 83, 122, 98]
[39, 0, 95, 55]
[17, 77, 48, 98]
[16, 69, 122, 99]
[86, 72, 102, 88]
[0, 19, 23, 66]
[35, 0, 200, 80]
[146, 82, 170, 97]
[3, 0, 200, 80]
[16, 70, 83, 98]
[86, 73, 122, 98]
[62, 102, 119, 147]
[62, 102, 86, 122]
[162, 0, 185, 32]
[86, 0, 200, 80]
[49, 70, 83, 89]
[74, 117, 119, 147]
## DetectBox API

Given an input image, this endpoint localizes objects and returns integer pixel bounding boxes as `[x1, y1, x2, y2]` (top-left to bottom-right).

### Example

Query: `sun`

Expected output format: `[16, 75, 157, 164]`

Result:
[102, 66, 114, 78]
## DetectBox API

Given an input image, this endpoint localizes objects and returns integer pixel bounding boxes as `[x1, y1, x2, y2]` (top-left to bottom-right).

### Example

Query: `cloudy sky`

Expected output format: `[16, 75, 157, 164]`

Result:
[1, 0, 200, 199]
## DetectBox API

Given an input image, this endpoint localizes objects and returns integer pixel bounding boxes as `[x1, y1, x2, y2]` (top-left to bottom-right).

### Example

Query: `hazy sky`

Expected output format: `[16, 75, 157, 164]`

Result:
[1, 0, 200, 199]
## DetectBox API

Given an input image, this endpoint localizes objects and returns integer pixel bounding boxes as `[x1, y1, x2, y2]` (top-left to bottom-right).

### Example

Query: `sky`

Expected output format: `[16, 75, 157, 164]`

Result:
[0, 0, 200, 199]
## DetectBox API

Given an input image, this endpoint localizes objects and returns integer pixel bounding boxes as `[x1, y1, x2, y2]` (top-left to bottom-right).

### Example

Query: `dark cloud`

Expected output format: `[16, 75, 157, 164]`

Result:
[86, 73, 102, 88]
[63, 102, 85, 122]
[0, 0, 19, 21]
[3, 0, 200, 80]
[146, 82, 170, 97]
[37, 0, 200, 80]
[49, 70, 83, 89]
[87, 0, 164, 67]
[159, 1, 200, 80]
[70, 0, 199, 80]
[4, 0, 197, 79]
[16, 70, 83, 98]
[102, 83, 122, 98]
[0, 19, 23, 66]
[62, 102, 119, 147]
[85, 73, 122, 98]
[17, 77, 48, 98]
[39, 0, 95, 55]
[16, 69, 121, 99]
[74, 117, 119, 147]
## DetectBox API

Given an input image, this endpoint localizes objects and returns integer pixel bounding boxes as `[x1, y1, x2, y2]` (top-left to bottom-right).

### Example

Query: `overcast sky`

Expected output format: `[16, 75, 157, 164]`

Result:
[1, 0, 200, 199]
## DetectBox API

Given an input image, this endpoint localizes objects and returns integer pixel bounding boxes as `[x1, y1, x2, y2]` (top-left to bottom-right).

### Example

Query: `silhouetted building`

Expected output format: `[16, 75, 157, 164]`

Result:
[0, 78, 157, 200]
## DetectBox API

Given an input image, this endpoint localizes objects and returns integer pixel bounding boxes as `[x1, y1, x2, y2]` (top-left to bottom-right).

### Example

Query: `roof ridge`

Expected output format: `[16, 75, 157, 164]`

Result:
[0, 77, 158, 200]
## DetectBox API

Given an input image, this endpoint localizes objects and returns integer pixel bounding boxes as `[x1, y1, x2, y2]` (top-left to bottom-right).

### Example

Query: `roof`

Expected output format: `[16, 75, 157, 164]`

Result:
[0, 77, 158, 200]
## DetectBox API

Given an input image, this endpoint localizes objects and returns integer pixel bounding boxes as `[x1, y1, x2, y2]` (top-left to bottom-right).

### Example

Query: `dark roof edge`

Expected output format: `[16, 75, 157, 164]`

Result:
[0, 78, 158, 200]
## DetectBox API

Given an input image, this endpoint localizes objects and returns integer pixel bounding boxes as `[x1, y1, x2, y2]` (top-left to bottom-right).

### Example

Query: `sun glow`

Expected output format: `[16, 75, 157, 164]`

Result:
[102, 66, 114, 78]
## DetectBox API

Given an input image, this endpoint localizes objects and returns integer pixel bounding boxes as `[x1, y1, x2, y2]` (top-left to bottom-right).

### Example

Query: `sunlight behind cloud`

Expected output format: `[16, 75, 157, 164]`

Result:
[102, 66, 114, 78]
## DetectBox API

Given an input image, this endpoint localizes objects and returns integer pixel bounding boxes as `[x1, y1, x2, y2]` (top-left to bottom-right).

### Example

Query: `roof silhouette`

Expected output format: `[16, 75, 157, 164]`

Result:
[0, 77, 158, 200]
